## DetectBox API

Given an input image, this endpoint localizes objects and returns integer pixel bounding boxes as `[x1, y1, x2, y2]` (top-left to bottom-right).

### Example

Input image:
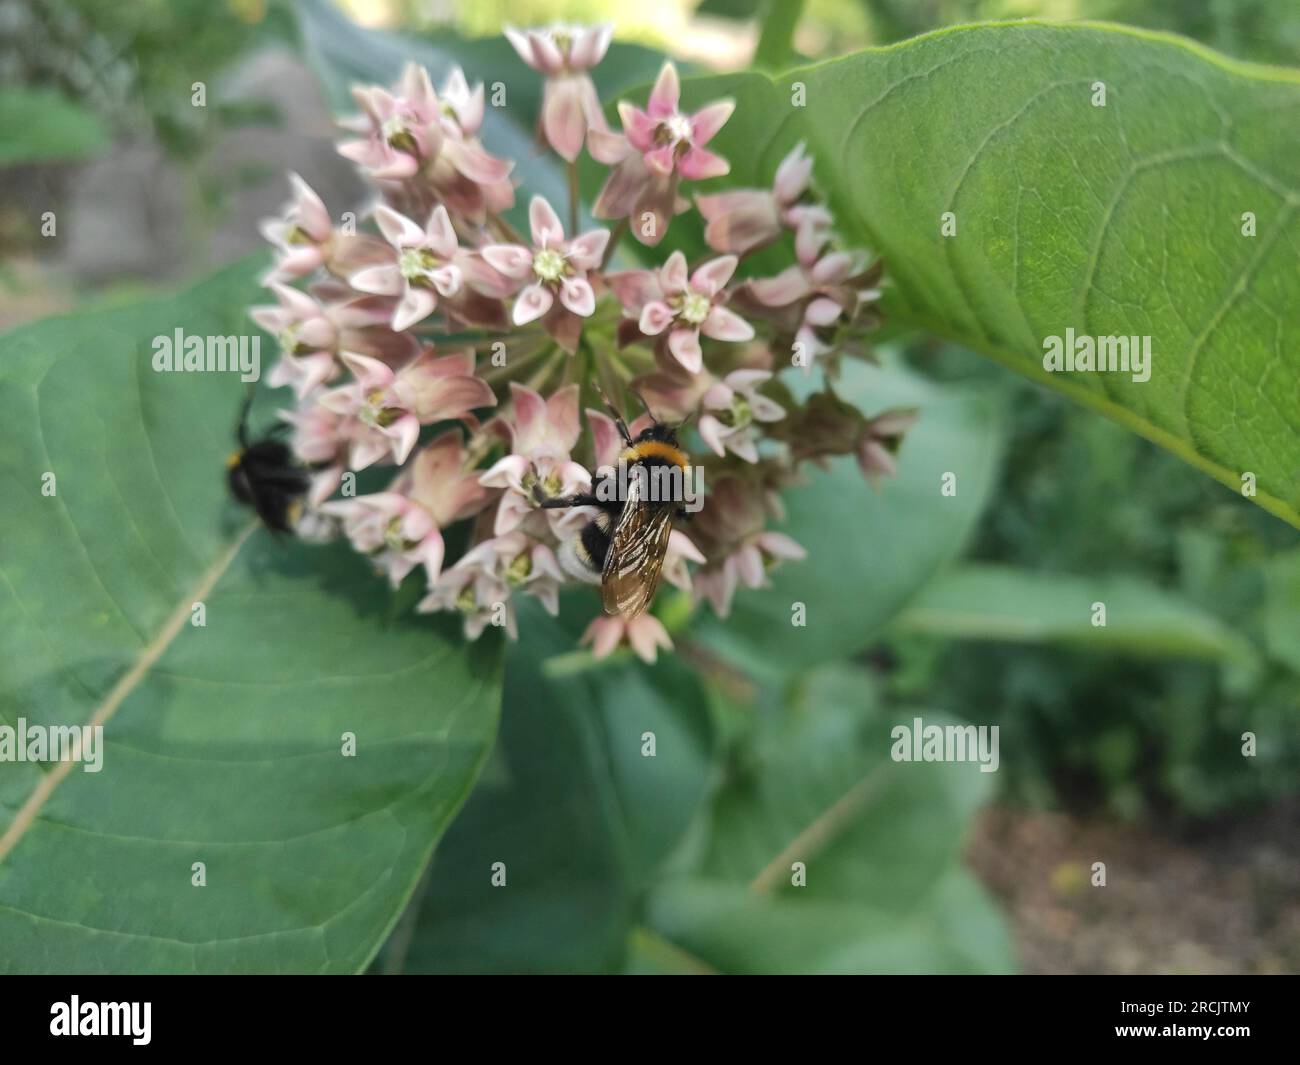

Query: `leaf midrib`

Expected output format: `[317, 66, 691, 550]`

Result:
[0, 520, 258, 865]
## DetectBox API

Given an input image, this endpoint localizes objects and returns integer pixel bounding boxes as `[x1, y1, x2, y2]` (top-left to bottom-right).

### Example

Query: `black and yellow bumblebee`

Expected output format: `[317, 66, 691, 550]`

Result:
[226, 391, 310, 534]
[538, 387, 692, 619]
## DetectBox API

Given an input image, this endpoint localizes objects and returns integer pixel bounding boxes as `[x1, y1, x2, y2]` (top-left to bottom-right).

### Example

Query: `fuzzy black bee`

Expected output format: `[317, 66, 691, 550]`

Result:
[537, 386, 692, 619]
[226, 392, 310, 534]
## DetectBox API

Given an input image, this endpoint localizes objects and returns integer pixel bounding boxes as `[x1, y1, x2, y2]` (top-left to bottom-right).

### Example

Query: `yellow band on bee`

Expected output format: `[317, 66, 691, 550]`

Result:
[622, 441, 689, 470]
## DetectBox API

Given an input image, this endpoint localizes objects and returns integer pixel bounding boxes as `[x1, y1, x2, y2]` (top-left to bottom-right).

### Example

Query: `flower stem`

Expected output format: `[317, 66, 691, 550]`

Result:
[487, 211, 526, 245]
[566, 159, 580, 236]
[600, 217, 628, 270]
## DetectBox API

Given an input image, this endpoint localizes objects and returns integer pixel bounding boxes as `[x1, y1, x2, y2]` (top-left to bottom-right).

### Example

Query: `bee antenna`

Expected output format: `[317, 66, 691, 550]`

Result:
[592, 381, 634, 445]
[630, 388, 658, 424]
[675, 409, 696, 432]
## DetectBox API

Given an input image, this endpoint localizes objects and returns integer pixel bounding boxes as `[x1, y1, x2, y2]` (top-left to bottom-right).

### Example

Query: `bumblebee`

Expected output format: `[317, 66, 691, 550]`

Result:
[538, 387, 692, 619]
[226, 391, 310, 534]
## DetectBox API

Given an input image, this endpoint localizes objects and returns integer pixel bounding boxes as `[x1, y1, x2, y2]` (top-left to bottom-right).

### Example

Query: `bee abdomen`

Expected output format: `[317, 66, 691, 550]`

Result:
[558, 512, 611, 584]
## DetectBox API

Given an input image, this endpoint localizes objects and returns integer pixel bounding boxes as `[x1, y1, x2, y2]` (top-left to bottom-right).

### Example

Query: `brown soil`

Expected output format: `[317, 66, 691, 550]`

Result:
[966, 800, 1300, 974]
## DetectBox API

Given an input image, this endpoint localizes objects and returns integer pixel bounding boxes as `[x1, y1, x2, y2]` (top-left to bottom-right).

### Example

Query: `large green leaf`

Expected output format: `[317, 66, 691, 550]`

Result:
[0, 259, 503, 973]
[676, 23, 1300, 527]
[897, 563, 1258, 664]
[644, 665, 1014, 974]
[696, 357, 1006, 674]
[376, 598, 715, 973]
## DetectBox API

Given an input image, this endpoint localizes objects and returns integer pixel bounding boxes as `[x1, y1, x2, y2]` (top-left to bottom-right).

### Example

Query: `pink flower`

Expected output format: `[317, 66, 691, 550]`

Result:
[696, 142, 828, 257]
[581, 612, 673, 664]
[258, 172, 390, 284]
[629, 360, 713, 423]
[505, 23, 612, 162]
[279, 390, 347, 505]
[591, 63, 733, 245]
[250, 283, 418, 398]
[337, 62, 513, 220]
[349, 204, 463, 331]
[250, 283, 342, 398]
[482, 197, 608, 341]
[418, 530, 565, 639]
[618, 63, 732, 181]
[437, 66, 487, 136]
[258, 172, 332, 280]
[611, 251, 753, 373]
[662, 529, 706, 593]
[323, 430, 490, 587]
[857, 408, 919, 489]
[479, 383, 591, 535]
[689, 475, 805, 618]
[317, 348, 495, 470]
[741, 246, 881, 371]
[698, 369, 784, 462]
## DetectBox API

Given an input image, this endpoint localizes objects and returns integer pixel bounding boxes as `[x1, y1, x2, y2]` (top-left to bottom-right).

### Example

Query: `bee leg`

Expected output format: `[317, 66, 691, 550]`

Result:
[675, 506, 694, 522]
[236, 388, 256, 450]
[533, 487, 600, 510]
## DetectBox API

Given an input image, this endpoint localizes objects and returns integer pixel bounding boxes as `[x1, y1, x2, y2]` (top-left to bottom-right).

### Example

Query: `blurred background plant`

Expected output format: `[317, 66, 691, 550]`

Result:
[2, 0, 1296, 974]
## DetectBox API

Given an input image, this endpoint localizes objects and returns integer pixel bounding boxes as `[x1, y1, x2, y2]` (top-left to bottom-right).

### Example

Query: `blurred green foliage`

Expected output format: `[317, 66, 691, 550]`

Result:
[889, 349, 1300, 817]
[0, 0, 292, 157]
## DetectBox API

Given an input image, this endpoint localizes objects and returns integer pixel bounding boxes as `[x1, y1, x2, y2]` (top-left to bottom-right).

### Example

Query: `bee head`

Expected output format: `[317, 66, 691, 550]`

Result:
[633, 420, 679, 447]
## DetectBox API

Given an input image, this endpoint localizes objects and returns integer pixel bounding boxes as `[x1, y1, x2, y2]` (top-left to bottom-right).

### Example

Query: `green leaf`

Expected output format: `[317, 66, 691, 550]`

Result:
[644, 664, 1014, 974]
[677, 23, 1300, 527]
[897, 563, 1258, 663]
[1262, 548, 1300, 673]
[695, 357, 1006, 674]
[0, 258, 503, 973]
[646, 869, 1011, 975]
[379, 598, 715, 974]
[0, 88, 109, 165]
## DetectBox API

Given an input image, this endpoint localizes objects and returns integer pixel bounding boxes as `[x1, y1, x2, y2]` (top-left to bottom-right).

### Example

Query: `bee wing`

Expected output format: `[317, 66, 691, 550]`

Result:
[601, 474, 673, 619]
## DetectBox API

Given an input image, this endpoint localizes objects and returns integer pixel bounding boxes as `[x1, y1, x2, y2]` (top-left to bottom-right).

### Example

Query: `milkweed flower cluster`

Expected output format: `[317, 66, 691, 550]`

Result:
[248, 24, 911, 664]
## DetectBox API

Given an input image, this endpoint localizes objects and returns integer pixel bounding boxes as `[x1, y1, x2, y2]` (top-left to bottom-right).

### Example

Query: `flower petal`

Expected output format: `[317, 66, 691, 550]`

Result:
[425, 204, 459, 259]
[392, 286, 437, 331]
[701, 305, 755, 342]
[774, 141, 813, 203]
[512, 282, 554, 325]
[373, 204, 426, 249]
[287, 172, 331, 240]
[480, 243, 535, 281]
[691, 254, 738, 296]
[659, 250, 689, 294]
[559, 276, 596, 317]
[644, 144, 677, 176]
[430, 264, 463, 298]
[647, 62, 680, 118]
[689, 99, 734, 145]
[566, 228, 610, 271]
[638, 300, 674, 335]
[349, 263, 403, 297]
[542, 77, 588, 163]
[570, 23, 613, 70]
[529, 195, 565, 247]
[749, 265, 811, 307]
[678, 145, 730, 181]
[667, 327, 703, 373]
[616, 102, 657, 152]
[698, 413, 727, 457]
[339, 350, 395, 390]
